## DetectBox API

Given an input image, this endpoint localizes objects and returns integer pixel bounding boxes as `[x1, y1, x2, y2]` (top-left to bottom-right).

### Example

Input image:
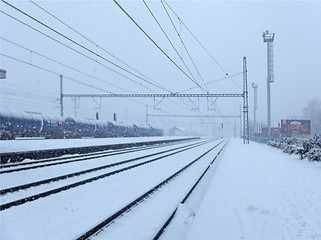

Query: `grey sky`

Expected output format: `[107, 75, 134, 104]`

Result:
[1, 0, 320, 135]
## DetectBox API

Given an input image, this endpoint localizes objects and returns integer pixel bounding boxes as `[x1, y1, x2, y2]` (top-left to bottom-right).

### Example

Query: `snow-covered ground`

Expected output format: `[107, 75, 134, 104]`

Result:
[0, 136, 194, 153]
[1, 137, 320, 240]
[0, 138, 219, 240]
[184, 138, 321, 240]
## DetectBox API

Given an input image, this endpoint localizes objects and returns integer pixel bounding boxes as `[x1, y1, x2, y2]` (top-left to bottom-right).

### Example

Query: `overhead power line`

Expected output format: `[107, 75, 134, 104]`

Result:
[178, 72, 243, 93]
[1, 0, 168, 93]
[0, 52, 181, 116]
[163, 0, 241, 89]
[1, 2, 210, 114]
[1, 37, 132, 93]
[0, 53, 114, 93]
[141, 0, 209, 113]
[142, 0, 206, 93]
[0, 9, 159, 93]
[28, 0, 170, 93]
[2, 36, 194, 112]
[160, 0, 209, 93]
[25, 2, 195, 112]
[163, 0, 228, 75]
[113, 0, 204, 90]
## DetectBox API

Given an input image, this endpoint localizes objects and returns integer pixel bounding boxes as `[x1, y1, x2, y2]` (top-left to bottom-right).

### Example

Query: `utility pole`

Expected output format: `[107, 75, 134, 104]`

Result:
[146, 105, 148, 124]
[60, 75, 63, 117]
[243, 57, 249, 144]
[263, 30, 275, 139]
[240, 105, 243, 138]
[252, 82, 258, 134]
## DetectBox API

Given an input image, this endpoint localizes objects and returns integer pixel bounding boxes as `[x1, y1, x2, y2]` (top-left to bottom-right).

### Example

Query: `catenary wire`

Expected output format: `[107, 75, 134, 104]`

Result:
[160, 0, 217, 114]
[0, 53, 179, 116]
[160, 0, 209, 93]
[1, 53, 113, 94]
[1, 37, 136, 93]
[0, 15, 196, 113]
[28, 0, 169, 93]
[113, 0, 205, 90]
[1, 4, 203, 112]
[163, 0, 241, 89]
[1, 4, 206, 114]
[1, 0, 169, 93]
[0, 9, 158, 93]
[142, 0, 206, 93]
[141, 0, 207, 111]
[1, 35, 192, 113]
[178, 72, 243, 93]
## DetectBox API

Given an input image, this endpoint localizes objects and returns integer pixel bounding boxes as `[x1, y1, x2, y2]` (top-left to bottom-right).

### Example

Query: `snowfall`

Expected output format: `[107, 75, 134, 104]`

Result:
[0, 137, 321, 240]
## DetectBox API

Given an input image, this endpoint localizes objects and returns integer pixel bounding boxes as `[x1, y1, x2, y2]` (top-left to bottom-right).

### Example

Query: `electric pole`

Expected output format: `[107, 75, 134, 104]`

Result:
[252, 82, 258, 134]
[243, 57, 249, 144]
[263, 30, 275, 139]
[60, 75, 63, 117]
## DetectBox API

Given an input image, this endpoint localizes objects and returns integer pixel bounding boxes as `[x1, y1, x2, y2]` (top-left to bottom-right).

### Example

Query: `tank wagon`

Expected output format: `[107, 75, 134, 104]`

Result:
[0, 109, 163, 140]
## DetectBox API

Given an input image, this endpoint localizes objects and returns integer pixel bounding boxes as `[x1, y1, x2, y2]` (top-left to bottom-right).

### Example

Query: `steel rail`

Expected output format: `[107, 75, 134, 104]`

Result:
[0, 137, 198, 164]
[75, 140, 225, 240]
[0, 138, 197, 171]
[0, 139, 210, 195]
[0, 139, 215, 211]
[153, 140, 229, 239]
[0, 138, 198, 173]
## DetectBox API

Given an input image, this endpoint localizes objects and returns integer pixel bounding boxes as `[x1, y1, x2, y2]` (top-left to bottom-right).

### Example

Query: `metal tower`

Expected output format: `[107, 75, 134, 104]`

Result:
[243, 57, 249, 144]
[252, 82, 258, 134]
[263, 30, 275, 139]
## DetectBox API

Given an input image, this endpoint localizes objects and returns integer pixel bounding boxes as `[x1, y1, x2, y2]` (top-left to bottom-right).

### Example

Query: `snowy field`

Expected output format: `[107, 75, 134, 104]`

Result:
[0, 138, 220, 239]
[185, 138, 321, 240]
[1, 137, 320, 240]
[0, 136, 193, 153]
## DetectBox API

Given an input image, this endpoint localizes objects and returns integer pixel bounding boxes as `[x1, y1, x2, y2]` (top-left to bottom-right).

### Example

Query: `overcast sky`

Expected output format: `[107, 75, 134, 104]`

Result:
[1, 0, 320, 135]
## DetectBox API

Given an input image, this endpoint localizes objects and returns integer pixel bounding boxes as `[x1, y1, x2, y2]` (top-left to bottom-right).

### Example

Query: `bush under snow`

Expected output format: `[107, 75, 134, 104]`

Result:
[268, 134, 321, 161]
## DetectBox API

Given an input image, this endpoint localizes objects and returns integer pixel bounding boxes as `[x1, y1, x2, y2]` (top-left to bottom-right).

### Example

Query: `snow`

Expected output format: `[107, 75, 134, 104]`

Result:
[185, 138, 321, 240]
[0, 139, 220, 240]
[0, 136, 194, 153]
[1, 138, 321, 240]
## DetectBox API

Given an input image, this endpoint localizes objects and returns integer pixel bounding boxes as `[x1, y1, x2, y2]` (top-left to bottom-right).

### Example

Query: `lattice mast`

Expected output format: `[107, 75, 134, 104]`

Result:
[243, 57, 249, 144]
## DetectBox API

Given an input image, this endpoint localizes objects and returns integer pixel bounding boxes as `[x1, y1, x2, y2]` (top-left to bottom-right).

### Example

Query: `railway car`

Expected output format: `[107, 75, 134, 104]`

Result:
[94, 120, 112, 138]
[64, 117, 96, 138]
[0, 109, 163, 140]
[0, 109, 42, 139]
[133, 124, 151, 137]
[109, 121, 134, 137]
[41, 114, 65, 139]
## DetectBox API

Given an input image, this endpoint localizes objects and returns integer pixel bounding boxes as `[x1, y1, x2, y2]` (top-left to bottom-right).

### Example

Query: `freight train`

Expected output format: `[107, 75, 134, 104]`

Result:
[0, 109, 163, 140]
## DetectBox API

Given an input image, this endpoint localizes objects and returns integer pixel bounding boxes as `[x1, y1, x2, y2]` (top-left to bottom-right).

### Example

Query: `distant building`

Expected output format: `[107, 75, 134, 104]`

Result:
[169, 127, 183, 136]
[169, 126, 197, 136]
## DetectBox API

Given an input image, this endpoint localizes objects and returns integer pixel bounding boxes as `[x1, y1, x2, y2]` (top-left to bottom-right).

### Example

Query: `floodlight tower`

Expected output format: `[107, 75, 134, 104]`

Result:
[263, 30, 275, 139]
[252, 82, 258, 134]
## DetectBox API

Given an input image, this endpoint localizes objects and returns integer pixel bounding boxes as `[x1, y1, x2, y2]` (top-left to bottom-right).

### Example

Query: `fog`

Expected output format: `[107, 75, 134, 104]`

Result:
[1, 0, 320, 136]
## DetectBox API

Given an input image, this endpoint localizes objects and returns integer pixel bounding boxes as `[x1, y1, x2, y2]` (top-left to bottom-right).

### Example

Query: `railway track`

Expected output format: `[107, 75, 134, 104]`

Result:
[0, 138, 199, 174]
[1, 138, 228, 240]
[76, 139, 228, 240]
[0, 137, 199, 163]
[0, 138, 214, 210]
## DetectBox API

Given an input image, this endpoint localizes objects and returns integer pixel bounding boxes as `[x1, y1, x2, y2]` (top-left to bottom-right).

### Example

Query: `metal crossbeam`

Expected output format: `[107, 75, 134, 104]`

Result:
[62, 93, 243, 98]
[147, 114, 241, 118]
